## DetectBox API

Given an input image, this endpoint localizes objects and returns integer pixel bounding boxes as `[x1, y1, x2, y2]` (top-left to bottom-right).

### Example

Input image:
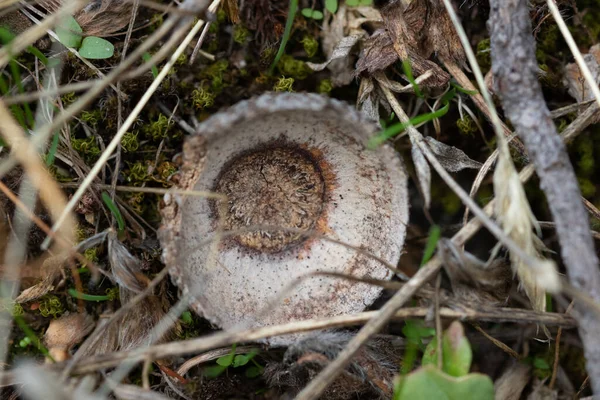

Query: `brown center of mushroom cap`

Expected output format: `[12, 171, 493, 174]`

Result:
[213, 146, 326, 253]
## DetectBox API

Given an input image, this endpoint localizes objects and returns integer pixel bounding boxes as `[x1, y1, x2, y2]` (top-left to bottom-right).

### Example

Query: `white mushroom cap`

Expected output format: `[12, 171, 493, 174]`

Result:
[159, 93, 409, 344]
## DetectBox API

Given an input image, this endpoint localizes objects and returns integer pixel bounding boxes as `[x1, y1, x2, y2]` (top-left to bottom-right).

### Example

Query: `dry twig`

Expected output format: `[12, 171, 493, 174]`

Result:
[489, 0, 600, 392]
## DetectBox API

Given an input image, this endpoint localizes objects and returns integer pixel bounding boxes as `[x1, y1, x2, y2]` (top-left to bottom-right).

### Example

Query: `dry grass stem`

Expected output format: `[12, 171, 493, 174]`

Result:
[546, 0, 600, 108]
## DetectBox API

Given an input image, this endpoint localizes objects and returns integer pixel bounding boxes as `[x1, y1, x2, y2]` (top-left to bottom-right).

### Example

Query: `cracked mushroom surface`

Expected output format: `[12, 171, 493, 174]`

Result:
[159, 93, 409, 344]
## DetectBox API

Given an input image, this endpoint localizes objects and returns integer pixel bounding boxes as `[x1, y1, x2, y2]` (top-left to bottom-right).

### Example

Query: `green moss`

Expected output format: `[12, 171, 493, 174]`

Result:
[84, 247, 99, 264]
[578, 177, 596, 198]
[12, 303, 24, 317]
[126, 192, 145, 214]
[71, 136, 101, 162]
[536, 24, 560, 64]
[203, 59, 230, 90]
[317, 79, 333, 94]
[105, 287, 119, 301]
[273, 76, 294, 92]
[233, 25, 251, 44]
[456, 115, 478, 136]
[576, 135, 595, 176]
[301, 35, 319, 58]
[121, 131, 140, 152]
[80, 109, 102, 126]
[277, 55, 312, 80]
[38, 295, 64, 318]
[125, 161, 149, 185]
[142, 114, 173, 141]
[176, 53, 188, 65]
[475, 38, 491, 73]
[192, 87, 216, 109]
[61, 92, 77, 106]
[155, 161, 177, 183]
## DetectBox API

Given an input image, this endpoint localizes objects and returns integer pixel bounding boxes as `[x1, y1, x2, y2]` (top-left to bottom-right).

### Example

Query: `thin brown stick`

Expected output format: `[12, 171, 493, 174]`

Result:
[471, 322, 522, 360]
[0, 305, 575, 386]
[550, 301, 575, 389]
[489, 1, 600, 393]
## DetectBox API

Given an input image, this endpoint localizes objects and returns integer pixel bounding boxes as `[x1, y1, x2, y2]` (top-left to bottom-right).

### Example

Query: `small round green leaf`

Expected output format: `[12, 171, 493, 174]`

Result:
[78, 36, 114, 59]
[56, 15, 82, 48]
[301, 8, 313, 18]
[325, 0, 338, 13]
[311, 10, 324, 20]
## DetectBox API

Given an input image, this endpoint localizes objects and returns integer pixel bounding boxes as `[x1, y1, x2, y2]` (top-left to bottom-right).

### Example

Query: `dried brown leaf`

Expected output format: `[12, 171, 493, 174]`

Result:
[494, 363, 531, 400]
[563, 43, 600, 103]
[410, 135, 432, 208]
[44, 312, 95, 362]
[438, 238, 511, 306]
[424, 137, 482, 171]
[107, 232, 148, 293]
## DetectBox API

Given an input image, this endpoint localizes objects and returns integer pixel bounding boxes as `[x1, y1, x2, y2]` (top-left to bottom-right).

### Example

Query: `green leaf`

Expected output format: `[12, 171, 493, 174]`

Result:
[269, 0, 299, 74]
[441, 322, 472, 377]
[420, 225, 441, 266]
[402, 59, 423, 98]
[422, 321, 473, 378]
[403, 320, 435, 343]
[311, 10, 324, 20]
[143, 52, 159, 79]
[216, 343, 237, 367]
[360, 0, 373, 4]
[46, 132, 60, 166]
[56, 15, 83, 49]
[101, 192, 125, 234]
[346, 0, 359, 6]
[325, 0, 338, 13]
[394, 365, 494, 400]
[232, 350, 258, 367]
[78, 36, 114, 59]
[203, 364, 227, 378]
[533, 357, 550, 370]
[245, 365, 263, 378]
[301, 8, 313, 18]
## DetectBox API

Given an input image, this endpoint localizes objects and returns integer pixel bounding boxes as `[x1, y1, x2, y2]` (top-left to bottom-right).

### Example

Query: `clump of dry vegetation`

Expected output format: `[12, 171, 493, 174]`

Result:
[1, 0, 600, 399]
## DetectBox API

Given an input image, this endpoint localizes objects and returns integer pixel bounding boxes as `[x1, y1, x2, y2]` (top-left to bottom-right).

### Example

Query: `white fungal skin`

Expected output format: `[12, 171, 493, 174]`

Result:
[160, 93, 409, 345]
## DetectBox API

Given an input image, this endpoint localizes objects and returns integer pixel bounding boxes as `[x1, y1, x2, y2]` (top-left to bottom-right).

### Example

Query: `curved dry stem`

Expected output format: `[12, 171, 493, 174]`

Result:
[0, 101, 75, 365]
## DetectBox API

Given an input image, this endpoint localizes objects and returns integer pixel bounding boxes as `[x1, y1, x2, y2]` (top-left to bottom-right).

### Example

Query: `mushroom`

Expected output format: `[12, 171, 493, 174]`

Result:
[159, 93, 409, 344]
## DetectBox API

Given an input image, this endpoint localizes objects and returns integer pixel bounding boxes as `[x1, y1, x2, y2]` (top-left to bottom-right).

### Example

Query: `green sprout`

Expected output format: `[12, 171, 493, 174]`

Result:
[68, 287, 119, 302]
[301, 8, 324, 20]
[56, 15, 114, 59]
[203, 344, 264, 378]
[102, 192, 125, 234]
[269, 0, 298, 74]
